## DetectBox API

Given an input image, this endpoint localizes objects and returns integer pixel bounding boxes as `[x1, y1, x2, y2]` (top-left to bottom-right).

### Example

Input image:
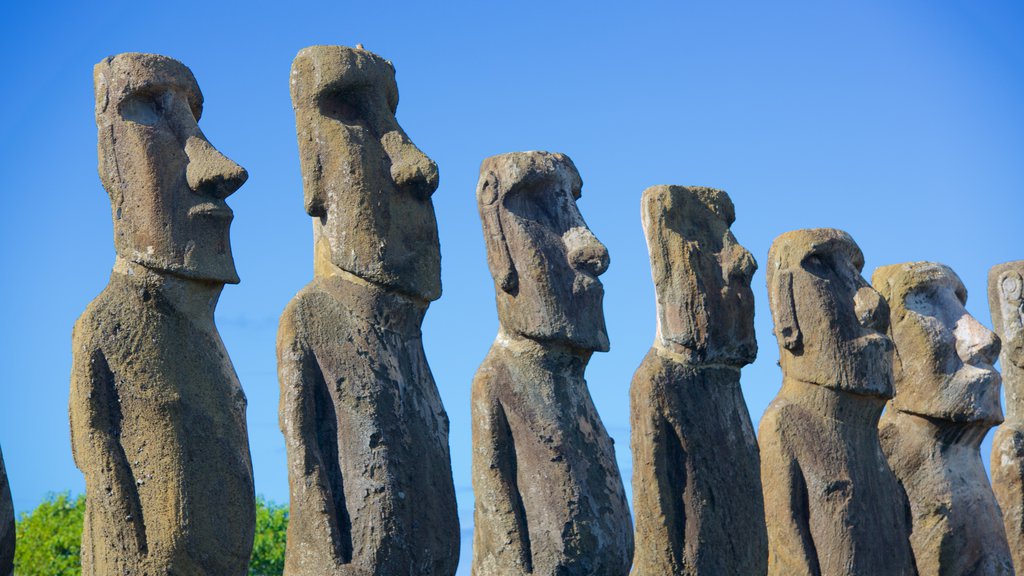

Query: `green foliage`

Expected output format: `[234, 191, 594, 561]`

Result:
[14, 492, 84, 575]
[249, 497, 288, 576]
[12, 493, 289, 576]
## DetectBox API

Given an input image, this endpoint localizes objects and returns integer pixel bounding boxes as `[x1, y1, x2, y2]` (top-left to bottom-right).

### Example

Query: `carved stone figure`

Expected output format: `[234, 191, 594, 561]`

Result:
[278, 45, 458, 576]
[874, 262, 1013, 575]
[1, 445, 12, 576]
[70, 53, 254, 574]
[760, 228, 916, 576]
[471, 151, 633, 576]
[990, 260, 1024, 574]
[630, 185, 766, 575]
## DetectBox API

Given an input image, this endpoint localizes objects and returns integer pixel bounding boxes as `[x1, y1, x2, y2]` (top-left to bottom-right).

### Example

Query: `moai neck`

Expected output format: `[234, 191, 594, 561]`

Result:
[495, 328, 591, 380]
[112, 257, 223, 331]
[313, 237, 427, 335]
[651, 341, 744, 375]
[780, 376, 887, 427]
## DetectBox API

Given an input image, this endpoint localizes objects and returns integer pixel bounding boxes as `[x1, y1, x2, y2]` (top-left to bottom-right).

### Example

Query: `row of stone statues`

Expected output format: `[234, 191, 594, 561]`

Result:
[24, 43, 1014, 575]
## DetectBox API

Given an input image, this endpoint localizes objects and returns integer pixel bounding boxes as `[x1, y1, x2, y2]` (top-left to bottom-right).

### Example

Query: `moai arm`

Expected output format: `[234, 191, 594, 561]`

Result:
[68, 334, 146, 556]
[760, 412, 819, 576]
[471, 381, 532, 574]
[277, 309, 352, 567]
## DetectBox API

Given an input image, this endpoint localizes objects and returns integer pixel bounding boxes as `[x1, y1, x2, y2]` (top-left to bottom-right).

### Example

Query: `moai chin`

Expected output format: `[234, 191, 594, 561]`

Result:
[990, 260, 1024, 574]
[630, 185, 766, 575]
[874, 262, 1013, 575]
[759, 228, 916, 576]
[471, 151, 633, 576]
[1, 445, 12, 576]
[278, 45, 459, 576]
[70, 53, 254, 574]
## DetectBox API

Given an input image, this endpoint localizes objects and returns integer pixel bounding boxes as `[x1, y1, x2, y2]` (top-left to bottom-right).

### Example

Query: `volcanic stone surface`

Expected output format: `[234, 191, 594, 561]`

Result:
[278, 45, 459, 576]
[70, 52, 254, 574]
[471, 151, 633, 576]
[760, 228, 916, 576]
[630, 185, 766, 575]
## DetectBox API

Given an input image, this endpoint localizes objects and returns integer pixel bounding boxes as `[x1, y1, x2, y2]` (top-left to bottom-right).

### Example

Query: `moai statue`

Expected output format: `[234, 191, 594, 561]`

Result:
[1, 446, 12, 576]
[471, 151, 633, 576]
[278, 45, 459, 575]
[990, 260, 1024, 573]
[874, 262, 1013, 575]
[630, 185, 767, 575]
[760, 228, 916, 576]
[70, 53, 254, 574]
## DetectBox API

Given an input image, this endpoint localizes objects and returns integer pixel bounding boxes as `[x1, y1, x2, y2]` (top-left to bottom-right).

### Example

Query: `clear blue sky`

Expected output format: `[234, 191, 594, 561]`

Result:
[1, 1, 1022, 572]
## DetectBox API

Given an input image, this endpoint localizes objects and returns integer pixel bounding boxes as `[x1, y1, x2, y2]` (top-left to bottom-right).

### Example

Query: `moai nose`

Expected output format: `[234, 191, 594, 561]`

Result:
[185, 136, 248, 199]
[382, 130, 439, 200]
[566, 227, 610, 277]
[854, 285, 890, 334]
[955, 313, 1001, 366]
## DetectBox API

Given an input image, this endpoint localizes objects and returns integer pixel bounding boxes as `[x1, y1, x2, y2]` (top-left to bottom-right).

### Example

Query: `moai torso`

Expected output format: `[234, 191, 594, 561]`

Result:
[471, 152, 633, 576]
[0, 446, 12, 576]
[760, 228, 916, 576]
[278, 45, 458, 576]
[990, 261, 1024, 574]
[874, 262, 1013, 576]
[630, 185, 766, 575]
[70, 53, 254, 575]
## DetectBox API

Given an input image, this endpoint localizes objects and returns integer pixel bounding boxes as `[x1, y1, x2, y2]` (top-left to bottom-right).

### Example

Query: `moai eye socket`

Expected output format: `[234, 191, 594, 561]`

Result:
[801, 253, 831, 279]
[320, 88, 368, 126]
[120, 93, 163, 126]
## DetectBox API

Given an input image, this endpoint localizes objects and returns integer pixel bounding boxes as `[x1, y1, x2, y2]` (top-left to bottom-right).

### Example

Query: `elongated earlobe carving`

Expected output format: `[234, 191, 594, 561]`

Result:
[775, 270, 802, 351]
[479, 173, 518, 294]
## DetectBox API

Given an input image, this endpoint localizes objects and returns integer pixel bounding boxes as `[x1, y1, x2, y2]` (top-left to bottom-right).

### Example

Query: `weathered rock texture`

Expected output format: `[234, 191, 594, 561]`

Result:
[471, 151, 633, 576]
[1, 445, 12, 576]
[760, 228, 916, 576]
[279, 45, 458, 576]
[990, 260, 1024, 574]
[630, 185, 766, 575]
[874, 262, 1013, 576]
[70, 53, 254, 575]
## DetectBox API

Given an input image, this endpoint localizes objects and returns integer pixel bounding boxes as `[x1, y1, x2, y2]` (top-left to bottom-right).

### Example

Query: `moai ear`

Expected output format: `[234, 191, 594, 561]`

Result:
[774, 270, 802, 352]
[479, 172, 518, 294]
[1001, 270, 1023, 303]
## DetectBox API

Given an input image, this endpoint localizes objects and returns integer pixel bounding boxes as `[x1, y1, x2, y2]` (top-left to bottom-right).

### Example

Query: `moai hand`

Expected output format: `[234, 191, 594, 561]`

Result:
[873, 262, 1013, 575]
[759, 229, 916, 576]
[471, 151, 633, 576]
[278, 45, 458, 576]
[0, 445, 12, 576]
[70, 53, 254, 575]
[630, 185, 766, 575]
[990, 261, 1024, 574]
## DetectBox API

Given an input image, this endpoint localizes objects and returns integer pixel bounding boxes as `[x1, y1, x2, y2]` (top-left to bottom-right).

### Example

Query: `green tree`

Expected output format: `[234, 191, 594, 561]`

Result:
[12, 494, 288, 575]
[249, 496, 288, 576]
[14, 492, 84, 575]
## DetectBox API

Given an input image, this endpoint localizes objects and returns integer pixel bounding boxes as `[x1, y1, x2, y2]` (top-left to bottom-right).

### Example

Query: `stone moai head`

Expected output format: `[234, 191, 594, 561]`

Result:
[290, 45, 441, 301]
[641, 185, 757, 365]
[873, 262, 1002, 423]
[94, 53, 247, 284]
[477, 151, 610, 352]
[990, 261, 1024, 371]
[767, 228, 893, 396]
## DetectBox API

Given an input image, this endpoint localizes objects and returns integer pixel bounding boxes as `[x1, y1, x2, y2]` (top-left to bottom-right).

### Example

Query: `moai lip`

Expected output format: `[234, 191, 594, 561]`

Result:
[759, 228, 916, 576]
[0, 446, 12, 576]
[70, 52, 254, 574]
[278, 45, 459, 576]
[471, 151, 633, 576]
[630, 185, 766, 575]
[989, 260, 1024, 574]
[873, 261, 1013, 575]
